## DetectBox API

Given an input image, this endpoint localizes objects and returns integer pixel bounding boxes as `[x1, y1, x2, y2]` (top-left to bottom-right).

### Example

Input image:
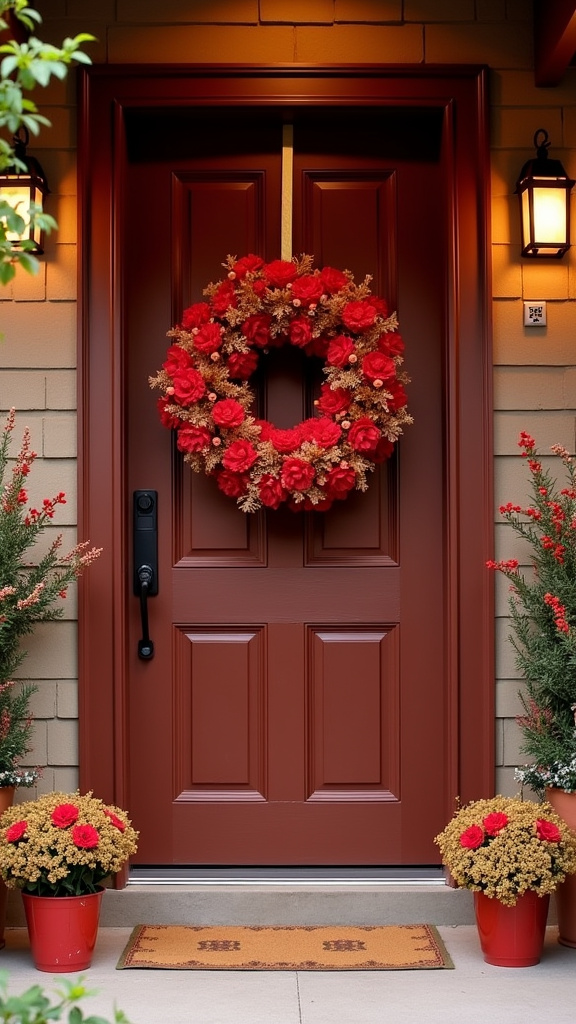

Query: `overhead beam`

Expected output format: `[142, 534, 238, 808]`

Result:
[535, 0, 576, 87]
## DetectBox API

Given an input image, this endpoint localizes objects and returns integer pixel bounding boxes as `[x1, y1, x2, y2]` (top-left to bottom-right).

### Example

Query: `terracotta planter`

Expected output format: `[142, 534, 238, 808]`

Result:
[474, 889, 550, 967]
[0, 787, 15, 950]
[545, 786, 576, 947]
[21, 887, 104, 973]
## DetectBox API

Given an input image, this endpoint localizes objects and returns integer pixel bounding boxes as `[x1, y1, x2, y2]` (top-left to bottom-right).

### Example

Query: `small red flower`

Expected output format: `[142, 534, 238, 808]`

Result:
[171, 369, 206, 406]
[258, 474, 287, 509]
[230, 254, 263, 279]
[536, 819, 562, 843]
[326, 334, 355, 368]
[348, 417, 381, 453]
[226, 350, 259, 380]
[342, 300, 377, 332]
[325, 465, 357, 498]
[51, 803, 79, 829]
[264, 259, 298, 288]
[211, 279, 237, 316]
[482, 812, 509, 836]
[459, 824, 485, 849]
[362, 351, 396, 384]
[6, 820, 27, 843]
[176, 425, 212, 454]
[377, 331, 404, 356]
[104, 808, 126, 832]
[291, 274, 324, 306]
[242, 313, 272, 348]
[268, 427, 302, 454]
[181, 302, 211, 331]
[157, 397, 180, 430]
[320, 266, 348, 293]
[215, 470, 249, 499]
[212, 399, 245, 429]
[72, 824, 100, 849]
[300, 418, 342, 448]
[222, 440, 258, 473]
[194, 322, 223, 355]
[281, 458, 316, 492]
[163, 344, 192, 376]
[316, 384, 350, 415]
[289, 316, 313, 349]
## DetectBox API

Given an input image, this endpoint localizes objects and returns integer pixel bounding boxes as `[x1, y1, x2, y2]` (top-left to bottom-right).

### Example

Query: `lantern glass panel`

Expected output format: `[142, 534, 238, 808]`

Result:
[532, 184, 567, 245]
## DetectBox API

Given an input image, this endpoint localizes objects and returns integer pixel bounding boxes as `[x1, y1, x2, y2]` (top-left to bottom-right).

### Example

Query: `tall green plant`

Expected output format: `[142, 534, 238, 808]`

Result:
[0, 410, 101, 785]
[487, 431, 576, 793]
[0, 0, 93, 281]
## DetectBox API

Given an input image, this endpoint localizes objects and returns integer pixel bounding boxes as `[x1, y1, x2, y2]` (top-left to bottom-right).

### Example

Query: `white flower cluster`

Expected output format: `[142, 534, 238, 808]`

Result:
[515, 760, 576, 794]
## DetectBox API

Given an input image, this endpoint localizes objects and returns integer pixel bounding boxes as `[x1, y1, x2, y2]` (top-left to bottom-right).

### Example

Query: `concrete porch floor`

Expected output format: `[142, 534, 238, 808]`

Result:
[0, 883, 575, 1024]
[0, 924, 575, 1024]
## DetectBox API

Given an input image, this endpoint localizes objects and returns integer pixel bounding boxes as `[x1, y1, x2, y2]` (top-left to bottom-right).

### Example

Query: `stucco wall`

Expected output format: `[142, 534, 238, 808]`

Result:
[1, 0, 575, 799]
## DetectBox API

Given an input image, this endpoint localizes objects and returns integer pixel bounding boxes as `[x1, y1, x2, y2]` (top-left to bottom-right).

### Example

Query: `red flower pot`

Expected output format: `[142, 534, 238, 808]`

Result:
[22, 887, 104, 972]
[474, 889, 550, 967]
[545, 787, 576, 947]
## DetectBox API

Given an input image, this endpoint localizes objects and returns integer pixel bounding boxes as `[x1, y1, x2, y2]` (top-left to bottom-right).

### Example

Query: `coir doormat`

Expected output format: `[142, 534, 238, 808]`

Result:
[116, 924, 454, 971]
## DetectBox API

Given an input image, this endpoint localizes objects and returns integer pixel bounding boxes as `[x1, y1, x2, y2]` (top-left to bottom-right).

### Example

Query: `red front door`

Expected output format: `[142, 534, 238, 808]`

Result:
[79, 66, 493, 871]
[122, 106, 447, 864]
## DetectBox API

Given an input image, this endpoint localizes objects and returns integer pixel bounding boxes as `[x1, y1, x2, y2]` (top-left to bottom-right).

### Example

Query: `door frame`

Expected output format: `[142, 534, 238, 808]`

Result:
[77, 63, 494, 852]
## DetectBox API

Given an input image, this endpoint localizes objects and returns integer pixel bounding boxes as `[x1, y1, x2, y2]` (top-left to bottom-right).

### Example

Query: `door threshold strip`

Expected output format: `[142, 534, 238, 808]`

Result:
[128, 867, 446, 887]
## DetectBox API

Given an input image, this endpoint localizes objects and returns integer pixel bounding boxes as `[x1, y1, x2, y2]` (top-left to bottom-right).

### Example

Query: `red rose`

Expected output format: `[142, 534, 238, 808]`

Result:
[194, 322, 223, 355]
[6, 820, 27, 843]
[222, 440, 258, 473]
[211, 279, 237, 316]
[177, 425, 212, 453]
[231, 254, 264, 279]
[325, 465, 356, 497]
[366, 295, 388, 318]
[385, 379, 408, 411]
[320, 266, 348, 294]
[264, 259, 298, 288]
[301, 417, 342, 448]
[348, 417, 381, 453]
[316, 384, 351, 415]
[227, 350, 259, 380]
[171, 368, 206, 406]
[181, 302, 211, 330]
[216, 469, 249, 498]
[104, 808, 126, 832]
[212, 399, 245, 429]
[459, 824, 485, 849]
[269, 427, 302, 454]
[281, 457, 316, 491]
[252, 278, 268, 298]
[163, 344, 192, 376]
[482, 812, 509, 836]
[289, 316, 313, 349]
[326, 334, 355, 368]
[362, 351, 396, 383]
[51, 803, 79, 829]
[342, 300, 377, 332]
[303, 493, 333, 512]
[291, 274, 324, 306]
[157, 396, 181, 429]
[377, 331, 404, 356]
[536, 819, 562, 842]
[243, 313, 272, 348]
[72, 824, 100, 849]
[258, 474, 287, 509]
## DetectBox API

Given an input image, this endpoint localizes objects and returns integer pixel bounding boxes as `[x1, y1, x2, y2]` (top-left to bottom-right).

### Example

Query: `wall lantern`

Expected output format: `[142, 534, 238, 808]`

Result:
[0, 127, 49, 254]
[515, 129, 575, 258]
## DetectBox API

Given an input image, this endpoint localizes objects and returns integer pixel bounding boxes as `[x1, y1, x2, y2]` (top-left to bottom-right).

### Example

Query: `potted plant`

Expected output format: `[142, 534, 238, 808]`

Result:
[0, 790, 139, 971]
[487, 431, 576, 945]
[0, 408, 102, 945]
[434, 795, 576, 966]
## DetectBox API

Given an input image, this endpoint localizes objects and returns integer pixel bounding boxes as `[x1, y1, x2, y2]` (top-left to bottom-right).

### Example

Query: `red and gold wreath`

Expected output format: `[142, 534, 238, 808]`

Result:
[150, 254, 412, 512]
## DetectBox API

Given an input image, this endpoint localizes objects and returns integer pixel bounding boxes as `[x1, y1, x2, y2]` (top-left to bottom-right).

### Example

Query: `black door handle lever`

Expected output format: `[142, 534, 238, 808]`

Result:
[137, 564, 154, 660]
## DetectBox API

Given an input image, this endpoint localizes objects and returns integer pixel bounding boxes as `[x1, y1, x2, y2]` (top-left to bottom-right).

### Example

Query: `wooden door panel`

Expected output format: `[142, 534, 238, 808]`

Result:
[174, 628, 265, 797]
[308, 627, 399, 798]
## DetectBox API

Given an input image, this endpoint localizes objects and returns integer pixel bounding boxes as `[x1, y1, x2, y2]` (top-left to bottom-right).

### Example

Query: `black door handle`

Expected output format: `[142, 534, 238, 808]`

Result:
[133, 490, 158, 660]
[136, 564, 154, 660]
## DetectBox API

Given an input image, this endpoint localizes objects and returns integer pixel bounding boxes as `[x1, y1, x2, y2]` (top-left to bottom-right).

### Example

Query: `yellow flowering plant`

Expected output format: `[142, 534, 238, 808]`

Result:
[0, 791, 138, 896]
[434, 795, 576, 906]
